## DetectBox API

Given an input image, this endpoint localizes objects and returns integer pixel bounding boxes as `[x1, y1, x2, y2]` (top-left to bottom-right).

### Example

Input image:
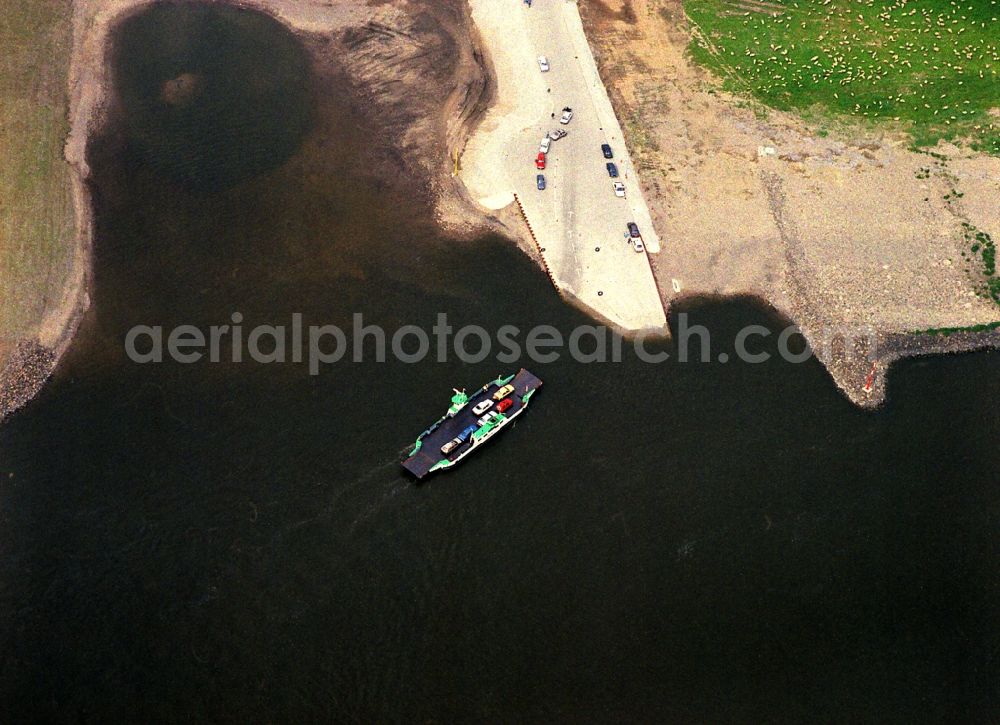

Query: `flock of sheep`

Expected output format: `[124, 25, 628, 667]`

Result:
[695, 0, 998, 140]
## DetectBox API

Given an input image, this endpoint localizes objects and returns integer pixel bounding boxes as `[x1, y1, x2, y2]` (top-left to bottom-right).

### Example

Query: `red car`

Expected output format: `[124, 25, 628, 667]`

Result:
[496, 398, 514, 413]
[535, 152, 546, 169]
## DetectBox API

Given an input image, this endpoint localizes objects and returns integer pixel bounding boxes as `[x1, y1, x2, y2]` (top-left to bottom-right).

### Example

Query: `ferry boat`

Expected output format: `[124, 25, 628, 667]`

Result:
[401, 369, 542, 479]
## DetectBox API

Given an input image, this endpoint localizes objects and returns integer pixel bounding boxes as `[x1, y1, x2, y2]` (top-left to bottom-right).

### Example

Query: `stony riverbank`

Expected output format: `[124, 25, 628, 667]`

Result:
[455, 0, 1000, 406]
[578, 0, 1000, 407]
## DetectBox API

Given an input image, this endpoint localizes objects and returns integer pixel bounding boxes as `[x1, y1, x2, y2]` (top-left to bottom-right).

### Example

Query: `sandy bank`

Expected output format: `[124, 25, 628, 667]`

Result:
[1, 0, 506, 423]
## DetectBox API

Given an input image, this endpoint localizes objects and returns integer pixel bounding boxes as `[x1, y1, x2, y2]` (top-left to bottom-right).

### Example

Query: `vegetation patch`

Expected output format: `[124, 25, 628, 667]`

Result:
[0, 1, 75, 339]
[913, 320, 1000, 336]
[960, 222, 1000, 304]
[683, 0, 1000, 154]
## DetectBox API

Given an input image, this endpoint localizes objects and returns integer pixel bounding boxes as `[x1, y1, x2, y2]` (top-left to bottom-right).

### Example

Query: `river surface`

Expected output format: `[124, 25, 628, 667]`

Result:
[1, 4, 999, 721]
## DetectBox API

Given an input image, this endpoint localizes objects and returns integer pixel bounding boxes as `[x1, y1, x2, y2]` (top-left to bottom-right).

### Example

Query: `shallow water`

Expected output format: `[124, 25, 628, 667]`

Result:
[1, 3, 999, 720]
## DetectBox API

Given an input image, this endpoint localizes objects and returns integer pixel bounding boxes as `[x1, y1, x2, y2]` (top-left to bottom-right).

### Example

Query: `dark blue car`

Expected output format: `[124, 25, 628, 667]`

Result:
[601, 143, 613, 159]
[536, 174, 546, 190]
[606, 162, 619, 178]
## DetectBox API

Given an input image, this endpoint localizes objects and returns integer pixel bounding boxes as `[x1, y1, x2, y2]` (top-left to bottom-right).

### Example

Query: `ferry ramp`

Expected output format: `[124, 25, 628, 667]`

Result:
[461, 0, 667, 333]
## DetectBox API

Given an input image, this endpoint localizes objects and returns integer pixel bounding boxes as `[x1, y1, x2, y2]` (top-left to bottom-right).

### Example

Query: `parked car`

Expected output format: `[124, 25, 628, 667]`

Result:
[472, 400, 493, 416]
[601, 143, 613, 159]
[477, 411, 499, 427]
[493, 384, 515, 400]
[441, 437, 462, 455]
[626, 223, 645, 252]
[537, 55, 550, 72]
[535, 152, 546, 169]
[458, 424, 477, 442]
[539, 135, 551, 154]
[548, 128, 567, 141]
[606, 162, 619, 178]
[613, 181, 626, 197]
[536, 174, 546, 190]
[496, 398, 514, 413]
[559, 107, 574, 124]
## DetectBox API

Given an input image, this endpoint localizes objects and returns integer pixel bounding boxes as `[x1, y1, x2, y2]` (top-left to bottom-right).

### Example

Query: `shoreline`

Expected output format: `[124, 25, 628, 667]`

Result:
[0, 0, 502, 424]
[2, 0, 997, 422]
[574, 0, 1000, 408]
[0, 0, 95, 424]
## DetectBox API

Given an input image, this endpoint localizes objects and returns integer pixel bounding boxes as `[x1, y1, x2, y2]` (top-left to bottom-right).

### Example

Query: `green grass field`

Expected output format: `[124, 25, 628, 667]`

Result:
[682, 0, 1000, 154]
[0, 1, 75, 341]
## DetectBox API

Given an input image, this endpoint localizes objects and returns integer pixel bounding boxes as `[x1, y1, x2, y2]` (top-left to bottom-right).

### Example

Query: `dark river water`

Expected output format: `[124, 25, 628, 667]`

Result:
[2, 3, 999, 721]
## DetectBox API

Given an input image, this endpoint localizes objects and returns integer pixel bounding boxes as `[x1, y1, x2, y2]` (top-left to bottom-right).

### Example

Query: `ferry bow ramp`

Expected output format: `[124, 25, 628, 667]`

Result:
[401, 369, 542, 480]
